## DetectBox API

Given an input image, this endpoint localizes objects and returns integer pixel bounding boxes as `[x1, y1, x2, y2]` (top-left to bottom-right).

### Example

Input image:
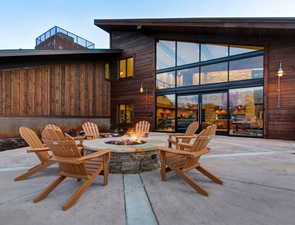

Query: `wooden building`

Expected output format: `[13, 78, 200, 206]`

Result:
[94, 18, 295, 140]
[1, 18, 295, 140]
[0, 49, 121, 137]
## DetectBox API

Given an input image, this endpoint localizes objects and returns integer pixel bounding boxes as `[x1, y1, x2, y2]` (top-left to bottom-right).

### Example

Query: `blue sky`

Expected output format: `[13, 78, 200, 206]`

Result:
[1, 0, 295, 49]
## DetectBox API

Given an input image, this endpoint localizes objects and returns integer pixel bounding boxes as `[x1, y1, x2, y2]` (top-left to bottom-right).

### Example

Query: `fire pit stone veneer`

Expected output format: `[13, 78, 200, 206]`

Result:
[83, 135, 165, 173]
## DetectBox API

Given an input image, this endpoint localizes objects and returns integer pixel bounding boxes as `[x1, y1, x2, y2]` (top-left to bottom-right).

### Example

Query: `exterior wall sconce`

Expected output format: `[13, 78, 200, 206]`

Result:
[277, 62, 284, 108]
[139, 82, 144, 93]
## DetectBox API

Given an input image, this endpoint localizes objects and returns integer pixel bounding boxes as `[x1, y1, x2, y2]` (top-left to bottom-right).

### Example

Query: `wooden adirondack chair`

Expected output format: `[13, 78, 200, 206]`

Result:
[159, 124, 223, 196]
[82, 122, 101, 140]
[43, 124, 84, 146]
[34, 128, 111, 210]
[14, 127, 55, 181]
[135, 120, 150, 137]
[168, 121, 199, 148]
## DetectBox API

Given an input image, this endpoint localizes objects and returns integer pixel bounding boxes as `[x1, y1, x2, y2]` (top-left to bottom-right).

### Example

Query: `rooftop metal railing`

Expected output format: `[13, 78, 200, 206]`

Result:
[35, 26, 95, 49]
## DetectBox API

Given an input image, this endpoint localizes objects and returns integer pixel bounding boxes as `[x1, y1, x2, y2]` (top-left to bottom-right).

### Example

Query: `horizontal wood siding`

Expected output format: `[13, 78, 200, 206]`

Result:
[111, 31, 155, 128]
[264, 41, 295, 139]
[0, 61, 110, 117]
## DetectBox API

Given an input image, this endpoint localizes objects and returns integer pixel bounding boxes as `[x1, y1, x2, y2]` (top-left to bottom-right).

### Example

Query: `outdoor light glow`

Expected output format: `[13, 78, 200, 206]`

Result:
[140, 83, 144, 93]
[277, 62, 284, 77]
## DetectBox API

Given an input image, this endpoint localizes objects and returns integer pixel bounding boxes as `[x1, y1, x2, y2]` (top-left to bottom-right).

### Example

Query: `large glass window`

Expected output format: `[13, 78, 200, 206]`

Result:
[229, 87, 263, 137]
[230, 45, 264, 56]
[156, 71, 175, 89]
[200, 62, 228, 84]
[177, 41, 199, 66]
[229, 56, 263, 81]
[156, 40, 175, 70]
[156, 95, 175, 131]
[155, 40, 264, 136]
[177, 95, 199, 130]
[201, 44, 228, 61]
[119, 104, 133, 123]
[177, 67, 199, 87]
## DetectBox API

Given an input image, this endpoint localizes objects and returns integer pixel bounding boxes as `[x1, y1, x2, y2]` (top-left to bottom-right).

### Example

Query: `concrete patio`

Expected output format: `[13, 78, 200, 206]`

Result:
[0, 134, 295, 225]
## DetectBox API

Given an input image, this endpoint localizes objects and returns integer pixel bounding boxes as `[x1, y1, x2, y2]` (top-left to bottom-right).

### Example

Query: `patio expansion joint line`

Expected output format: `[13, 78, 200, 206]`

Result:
[122, 174, 128, 225]
[139, 173, 160, 225]
[123, 173, 158, 225]
[221, 176, 295, 193]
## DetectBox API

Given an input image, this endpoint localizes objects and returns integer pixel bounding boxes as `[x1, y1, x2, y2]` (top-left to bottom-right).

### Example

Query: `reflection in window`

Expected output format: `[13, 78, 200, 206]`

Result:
[104, 63, 110, 80]
[119, 57, 134, 78]
[119, 104, 133, 123]
[200, 62, 228, 84]
[156, 95, 175, 131]
[202, 93, 228, 132]
[177, 67, 199, 87]
[230, 45, 264, 56]
[201, 44, 228, 61]
[119, 59, 126, 78]
[177, 41, 199, 66]
[229, 56, 263, 81]
[156, 40, 176, 70]
[229, 87, 263, 137]
[127, 58, 134, 77]
[177, 95, 198, 130]
[156, 71, 175, 89]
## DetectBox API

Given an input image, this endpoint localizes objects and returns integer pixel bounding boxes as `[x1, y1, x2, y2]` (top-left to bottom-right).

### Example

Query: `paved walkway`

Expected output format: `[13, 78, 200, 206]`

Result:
[1, 135, 295, 225]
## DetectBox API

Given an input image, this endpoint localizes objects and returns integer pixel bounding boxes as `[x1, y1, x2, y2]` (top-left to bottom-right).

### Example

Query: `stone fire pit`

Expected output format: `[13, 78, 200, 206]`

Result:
[83, 134, 165, 173]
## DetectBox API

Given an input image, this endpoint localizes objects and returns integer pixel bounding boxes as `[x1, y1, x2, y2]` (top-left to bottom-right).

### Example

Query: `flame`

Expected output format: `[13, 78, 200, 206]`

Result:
[130, 134, 142, 143]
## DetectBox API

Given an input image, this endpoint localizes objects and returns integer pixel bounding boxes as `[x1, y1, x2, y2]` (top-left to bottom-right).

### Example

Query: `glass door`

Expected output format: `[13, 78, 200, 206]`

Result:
[177, 95, 199, 132]
[201, 92, 228, 134]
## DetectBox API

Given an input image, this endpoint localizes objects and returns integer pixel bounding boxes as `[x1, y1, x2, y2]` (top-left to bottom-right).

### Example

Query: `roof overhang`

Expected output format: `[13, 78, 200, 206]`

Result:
[94, 17, 295, 33]
[0, 49, 122, 58]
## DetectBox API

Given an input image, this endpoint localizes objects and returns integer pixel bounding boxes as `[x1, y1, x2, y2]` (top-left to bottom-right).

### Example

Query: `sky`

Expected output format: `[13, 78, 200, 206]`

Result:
[1, 0, 295, 49]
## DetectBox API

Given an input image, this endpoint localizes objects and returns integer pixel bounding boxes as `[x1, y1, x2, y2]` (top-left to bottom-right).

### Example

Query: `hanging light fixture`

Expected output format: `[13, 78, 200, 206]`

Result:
[139, 82, 144, 93]
[277, 61, 284, 108]
[277, 62, 284, 77]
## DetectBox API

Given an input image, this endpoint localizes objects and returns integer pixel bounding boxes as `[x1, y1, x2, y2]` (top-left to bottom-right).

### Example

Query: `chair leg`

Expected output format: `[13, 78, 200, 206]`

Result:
[159, 151, 167, 181]
[175, 169, 208, 196]
[160, 166, 167, 181]
[196, 166, 223, 185]
[14, 161, 55, 181]
[63, 178, 93, 210]
[103, 161, 109, 186]
[34, 176, 66, 203]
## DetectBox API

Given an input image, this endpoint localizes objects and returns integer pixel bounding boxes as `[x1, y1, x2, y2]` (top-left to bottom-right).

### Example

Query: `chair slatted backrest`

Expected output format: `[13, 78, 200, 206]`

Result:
[42, 124, 65, 142]
[82, 122, 100, 139]
[42, 128, 87, 177]
[182, 121, 199, 143]
[135, 121, 150, 137]
[188, 124, 217, 159]
[19, 127, 50, 162]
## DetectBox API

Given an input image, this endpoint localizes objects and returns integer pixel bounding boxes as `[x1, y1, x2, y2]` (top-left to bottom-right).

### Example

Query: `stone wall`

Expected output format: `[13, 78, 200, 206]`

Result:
[0, 117, 110, 137]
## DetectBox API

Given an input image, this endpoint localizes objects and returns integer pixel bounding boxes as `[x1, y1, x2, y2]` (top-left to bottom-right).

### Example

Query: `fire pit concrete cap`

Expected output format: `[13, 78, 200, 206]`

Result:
[83, 134, 165, 153]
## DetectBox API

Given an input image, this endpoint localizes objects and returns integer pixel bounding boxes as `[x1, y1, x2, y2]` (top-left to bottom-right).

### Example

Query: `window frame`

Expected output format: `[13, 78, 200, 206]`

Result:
[118, 104, 134, 124]
[118, 57, 134, 79]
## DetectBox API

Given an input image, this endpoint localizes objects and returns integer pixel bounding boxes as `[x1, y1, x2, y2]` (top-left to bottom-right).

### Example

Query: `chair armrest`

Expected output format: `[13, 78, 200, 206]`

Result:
[168, 133, 184, 138]
[157, 146, 195, 156]
[175, 135, 198, 139]
[158, 146, 210, 158]
[65, 133, 85, 141]
[78, 149, 112, 161]
[27, 147, 50, 153]
[177, 143, 193, 149]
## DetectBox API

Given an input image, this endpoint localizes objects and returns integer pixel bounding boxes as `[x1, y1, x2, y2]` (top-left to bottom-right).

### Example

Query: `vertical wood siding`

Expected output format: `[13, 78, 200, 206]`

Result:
[0, 61, 110, 117]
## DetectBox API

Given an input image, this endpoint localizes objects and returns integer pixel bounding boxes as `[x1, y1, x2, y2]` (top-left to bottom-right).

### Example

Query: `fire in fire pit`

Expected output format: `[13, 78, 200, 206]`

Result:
[105, 139, 146, 145]
[105, 135, 146, 145]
